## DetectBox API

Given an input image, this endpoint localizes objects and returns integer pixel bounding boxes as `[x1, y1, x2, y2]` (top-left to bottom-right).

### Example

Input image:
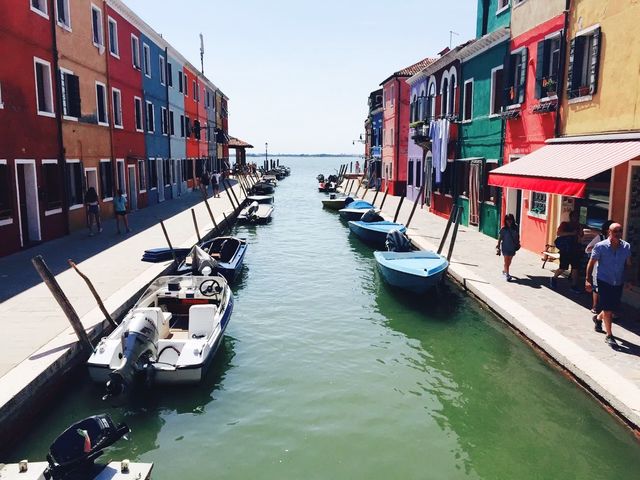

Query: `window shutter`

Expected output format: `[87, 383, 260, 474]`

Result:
[503, 52, 513, 106]
[67, 74, 81, 118]
[518, 47, 527, 104]
[566, 38, 576, 97]
[534, 41, 546, 99]
[589, 27, 601, 95]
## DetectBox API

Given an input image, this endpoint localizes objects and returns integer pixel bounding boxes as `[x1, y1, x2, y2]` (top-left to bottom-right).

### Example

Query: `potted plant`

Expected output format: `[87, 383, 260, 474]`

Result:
[543, 78, 557, 97]
[578, 85, 590, 97]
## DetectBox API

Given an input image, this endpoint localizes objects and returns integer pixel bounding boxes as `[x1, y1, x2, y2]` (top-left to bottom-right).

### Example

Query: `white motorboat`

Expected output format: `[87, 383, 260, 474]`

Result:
[88, 275, 233, 397]
[238, 201, 274, 224]
[247, 194, 274, 204]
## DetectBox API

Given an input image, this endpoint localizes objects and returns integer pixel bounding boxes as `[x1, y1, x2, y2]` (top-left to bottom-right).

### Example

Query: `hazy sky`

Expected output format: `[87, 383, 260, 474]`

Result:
[125, 0, 477, 154]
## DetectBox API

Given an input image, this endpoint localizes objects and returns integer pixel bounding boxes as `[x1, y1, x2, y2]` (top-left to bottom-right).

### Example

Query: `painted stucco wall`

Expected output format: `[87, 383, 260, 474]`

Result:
[560, 0, 640, 135]
[381, 77, 410, 196]
[476, 0, 511, 38]
[407, 77, 427, 201]
[167, 53, 186, 194]
[510, 0, 566, 37]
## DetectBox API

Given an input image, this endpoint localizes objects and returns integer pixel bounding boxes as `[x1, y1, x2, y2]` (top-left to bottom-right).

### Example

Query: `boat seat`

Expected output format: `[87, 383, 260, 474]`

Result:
[135, 307, 170, 339]
[188, 304, 218, 339]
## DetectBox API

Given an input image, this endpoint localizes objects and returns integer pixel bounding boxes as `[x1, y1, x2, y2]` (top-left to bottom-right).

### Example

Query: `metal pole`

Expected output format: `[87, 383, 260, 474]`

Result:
[68, 259, 117, 329]
[393, 195, 405, 223]
[437, 204, 458, 254]
[404, 185, 425, 228]
[446, 207, 462, 262]
[379, 184, 390, 210]
[31, 255, 93, 353]
[191, 208, 201, 243]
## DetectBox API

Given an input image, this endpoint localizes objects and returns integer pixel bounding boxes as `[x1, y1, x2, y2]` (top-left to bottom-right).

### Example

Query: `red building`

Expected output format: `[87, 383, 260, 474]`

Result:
[221, 96, 229, 168]
[380, 58, 434, 196]
[183, 65, 199, 187]
[196, 76, 209, 164]
[501, 9, 565, 253]
[0, 2, 66, 255]
[105, 2, 147, 211]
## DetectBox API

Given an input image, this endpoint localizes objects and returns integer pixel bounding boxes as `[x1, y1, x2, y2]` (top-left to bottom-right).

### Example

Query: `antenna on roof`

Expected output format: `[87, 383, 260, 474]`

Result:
[199, 33, 205, 74]
[449, 30, 459, 49]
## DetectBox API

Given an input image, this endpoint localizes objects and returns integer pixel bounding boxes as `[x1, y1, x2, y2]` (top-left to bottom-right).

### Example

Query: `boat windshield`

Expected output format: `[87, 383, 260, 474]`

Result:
[138, 275, 226, 303]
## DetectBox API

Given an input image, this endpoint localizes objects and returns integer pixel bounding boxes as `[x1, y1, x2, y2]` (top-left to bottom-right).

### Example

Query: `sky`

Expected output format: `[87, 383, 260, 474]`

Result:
[125, 0, 478, 154]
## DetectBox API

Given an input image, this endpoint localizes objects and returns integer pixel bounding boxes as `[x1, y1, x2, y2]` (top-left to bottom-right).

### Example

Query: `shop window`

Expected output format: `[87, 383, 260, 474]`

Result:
[42, 161, 63, 211]
[100, 160, 113, 199]
[149, 159, 157, 188]
[67, 161, 83, 207]
[567, 26, 601, 99]
[35, 57, 55, 116]
[463, 79, 473, 121]
[131, 35, 141, 69]
[490, 66, 504, 115]
[535, 33, 562, 98]
[138, 159, 146, 191]
[60, 69, 80, 119]
[96, 82, 108, 125]
[529, 192, 548, 217]
[579, 169, 611, 229]
[0, 162, 12, 220]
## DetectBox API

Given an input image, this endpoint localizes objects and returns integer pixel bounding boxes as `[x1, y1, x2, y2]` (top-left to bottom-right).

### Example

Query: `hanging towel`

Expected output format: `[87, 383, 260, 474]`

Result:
[440, 119, 450, 173]
[430, 121, 441, 184]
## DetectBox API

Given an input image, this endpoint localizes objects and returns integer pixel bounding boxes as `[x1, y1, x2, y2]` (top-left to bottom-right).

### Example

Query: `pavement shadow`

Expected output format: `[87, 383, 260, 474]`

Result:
[614, 337, 640, 356]
[0, 181, 238, 303]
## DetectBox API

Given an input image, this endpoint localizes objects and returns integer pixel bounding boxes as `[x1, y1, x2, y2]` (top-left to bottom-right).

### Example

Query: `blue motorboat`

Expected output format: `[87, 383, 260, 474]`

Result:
[176, 236, 247, 284]
[374, 250, 448, 294]
[348, 210, 407, 247]
[338, 200, 379, 221]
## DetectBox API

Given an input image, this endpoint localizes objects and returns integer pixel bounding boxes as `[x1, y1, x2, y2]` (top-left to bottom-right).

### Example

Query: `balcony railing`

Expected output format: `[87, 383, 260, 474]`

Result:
[371, 146, 382, 158]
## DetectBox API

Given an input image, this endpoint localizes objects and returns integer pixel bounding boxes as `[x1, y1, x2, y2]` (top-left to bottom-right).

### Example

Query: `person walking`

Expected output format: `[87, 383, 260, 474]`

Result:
[211, 171, 220, 198]
[585, 223, 631, 348]
[550, 210, 584, 292]
[84, 187, 102, 236]
[496, 213, 520, 281]
[199, 169, 210, 197]
[585, 220, 614, 314]
[114, 189, 131, 234]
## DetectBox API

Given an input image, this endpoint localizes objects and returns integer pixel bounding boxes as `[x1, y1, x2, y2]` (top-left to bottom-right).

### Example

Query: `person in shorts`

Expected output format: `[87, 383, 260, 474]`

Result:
[84, 187, 102, 236]
[550, 210, 583, 292]
[585, 223, 632, 348]
[585, 220, 614, 313]
[496, 213, 520, 282]
[114, 189, 130, 234]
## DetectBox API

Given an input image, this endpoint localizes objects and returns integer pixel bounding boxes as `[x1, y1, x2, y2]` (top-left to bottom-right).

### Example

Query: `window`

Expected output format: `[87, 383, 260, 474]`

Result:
[163, 158, 171, 186]
[390, 85, 395, 107]
[567, 26, 601, 99]
[535, 34, 562, 98]
[41, 160, 63, 212]
[167, 63, 173, 87]
[579, 170, 611, 228]
[529, 192, 547, 217]
[506, 48, 527, 105]
[0, 82, 3, 108]
[490, 66, 504, 115]
[67, 160, 83, 207]
[0, 161, 10, 221]
[34, 57, 55, 116]
[112, 88, 122, 128]
[131, 35, 140, 69]
[31, 0, 48, 17]
[184, 75, 188, 96]
[146, 101, 154, 132]
[95, 82, 108, 125]
[178, 71, 183, 93]
[206, 90, 210, 107]
[427, 81, 436, 121]
[463, 79, 473, 121]
[134, 97, 143, 131]
[390, 128, 394, 146]
[185, 116, 191, 137]
[448, 73, 457, 115]
[91, 5, 104, 47]
[408, 160, 414, 185]
[161, 107, 168, 135]
[143, 43, 151, 77]
[159, 55, 166, 86]
[180, 114, 185, 137]
[59, 69, 81, 119]
[138, 159, 146, 191]
[441, 77, 449, 116]
[149, 158, 158, 188]
[56, 0, 71, 29]
[108, 17, 118, 56]
[169, 110, 175, 135]
[100, 160, 113, 199]
[193, 80, 197, 100]
[497, 0, 510, 14]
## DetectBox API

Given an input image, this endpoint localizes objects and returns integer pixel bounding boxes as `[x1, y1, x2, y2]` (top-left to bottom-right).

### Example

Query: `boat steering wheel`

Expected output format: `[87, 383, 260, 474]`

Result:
[199, 279, 222, 297]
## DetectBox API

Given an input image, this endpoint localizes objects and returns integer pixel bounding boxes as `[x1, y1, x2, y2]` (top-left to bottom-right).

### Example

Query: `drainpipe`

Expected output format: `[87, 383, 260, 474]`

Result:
[49, 0, 70, 234]
[554, 0, 571, 138]
[395, 77, 401, 195]
[165, 47, 171, 189]
[103, 0, 117, 200]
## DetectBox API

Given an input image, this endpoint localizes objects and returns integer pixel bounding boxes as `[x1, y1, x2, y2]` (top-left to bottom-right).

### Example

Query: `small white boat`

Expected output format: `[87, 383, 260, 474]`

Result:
[322, 194, 358, 211]
[238, 201, 274, 224]
[247, 194, 274, 204]
[338, 200, 379, 221]
[88, 275, 233, 397]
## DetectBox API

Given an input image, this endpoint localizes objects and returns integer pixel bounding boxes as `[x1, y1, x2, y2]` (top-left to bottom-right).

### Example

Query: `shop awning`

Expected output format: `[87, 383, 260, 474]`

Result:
[488, 141, 640, 197]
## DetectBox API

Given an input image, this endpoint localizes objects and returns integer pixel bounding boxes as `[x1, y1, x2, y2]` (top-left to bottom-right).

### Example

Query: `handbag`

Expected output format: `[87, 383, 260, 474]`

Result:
[508, 229, 521, 251]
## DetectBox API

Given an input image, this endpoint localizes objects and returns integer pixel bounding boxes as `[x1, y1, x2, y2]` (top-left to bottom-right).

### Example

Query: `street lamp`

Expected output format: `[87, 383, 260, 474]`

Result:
[265, 142, 268, 170]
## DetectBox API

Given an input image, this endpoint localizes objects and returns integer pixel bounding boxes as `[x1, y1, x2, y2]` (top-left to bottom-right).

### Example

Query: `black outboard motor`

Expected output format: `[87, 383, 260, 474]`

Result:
[361, 209, 384, 223]
[44, 414, 129, 480]
[317, 174, 325, 182]
[386, 229, 412, 252]
[344, 196, 354, 207]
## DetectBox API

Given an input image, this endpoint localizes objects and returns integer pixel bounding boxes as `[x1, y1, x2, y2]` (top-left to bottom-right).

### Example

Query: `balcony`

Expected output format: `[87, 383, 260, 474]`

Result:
[411, 124, 430, 143]
[371, 146, 381, 158]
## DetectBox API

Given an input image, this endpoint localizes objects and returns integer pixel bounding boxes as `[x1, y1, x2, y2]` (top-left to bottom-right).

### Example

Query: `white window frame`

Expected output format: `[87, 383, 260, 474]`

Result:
[462, 78, 474, 123]
[99, 159, 114, 201]
[138, 159, 147, 193]
[0, 159, 13, 226]
[55, 0, 71, 31]
[184, 74, 188, 96]
[143, 43, 151, 78]
[59, 67, 78, 121]
[30, 0, 49, 19]
[34, 57, 55, 118]
[90, 4, 104, 48]
[84, 166, 100, 200]
[41, 159, 62, 216]
[131, 34, 141, 70]
[134, 96, 143, 132]
[0, 81, 4, 109]
[528, 191, 548, 219]
[159, 55, 166, 86]
[95, 81, 109, 126]
[489, 65, 504, 117]
[192, 80, 197, 100]
[66, 159, 84, 210]
[169, 110, 175, 136]
[146, 101, 155, 133]
[108, 16, 119, 58]
[111, 87, 123, 129]
[496, 0, 510, 15]
[161, 106, 168, 136]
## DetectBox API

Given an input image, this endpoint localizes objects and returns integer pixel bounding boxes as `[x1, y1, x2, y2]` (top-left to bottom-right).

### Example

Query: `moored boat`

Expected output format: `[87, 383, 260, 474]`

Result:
[322, 194, 356, 211]
[250, 182, 275, 195]
[176, 237, 247, 284]
[247, 194, 274, 204]
[374, 250, 448, 294]
[338, 200, 379, 221]
[238, 201, 274, 224]
[347, 209, 406, 247]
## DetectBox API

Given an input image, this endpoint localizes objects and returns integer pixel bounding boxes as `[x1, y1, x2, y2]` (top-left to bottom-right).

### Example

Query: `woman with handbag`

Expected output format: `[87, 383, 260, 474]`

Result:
[496, 214, 520, 282]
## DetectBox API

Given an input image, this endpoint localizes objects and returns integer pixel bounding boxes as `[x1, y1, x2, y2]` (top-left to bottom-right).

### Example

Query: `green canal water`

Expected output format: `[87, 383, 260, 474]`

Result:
[7, 157, 639, 479]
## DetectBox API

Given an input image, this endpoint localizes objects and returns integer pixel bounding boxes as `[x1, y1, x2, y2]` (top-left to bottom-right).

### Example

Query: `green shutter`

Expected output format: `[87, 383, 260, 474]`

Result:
[535, 41, 546, 99]
[503, 52, 513, 106]
[518, 47, 528, 104]
[589, 27, 602, 95]
[566, 38, 576, 97]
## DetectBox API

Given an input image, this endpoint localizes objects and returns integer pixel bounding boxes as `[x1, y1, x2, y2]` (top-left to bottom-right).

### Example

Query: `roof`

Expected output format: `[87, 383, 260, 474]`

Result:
[228, 136, 254, 149]
[458, 27, 510, 62]
[488, 140, 640, 198]
[380, 57, 437, 86]
[407, 39, 476, 85]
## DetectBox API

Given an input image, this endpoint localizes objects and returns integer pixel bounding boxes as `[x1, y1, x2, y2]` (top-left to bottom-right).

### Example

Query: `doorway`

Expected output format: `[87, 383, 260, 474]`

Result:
[127, 165, 137, 211]
[14, 159, 41, 246]
[116, 159, 126, 196]
[506, 188, 522, 228]
[85, 167, 99, 196]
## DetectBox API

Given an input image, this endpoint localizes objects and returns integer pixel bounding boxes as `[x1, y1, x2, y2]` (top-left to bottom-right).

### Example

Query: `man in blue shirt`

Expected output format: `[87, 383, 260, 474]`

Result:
[585, 223, 632, 348]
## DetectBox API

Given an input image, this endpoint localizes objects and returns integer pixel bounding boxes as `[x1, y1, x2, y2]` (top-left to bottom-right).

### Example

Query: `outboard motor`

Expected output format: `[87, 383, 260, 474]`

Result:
[317, 174, 325, 182]
[105, 312, 159, 398]
[344, 196, 354, 207]
[247, 201, 259, 216]
[386, 229, 412, 252]
[360, 209, 384, 223]
[190, 245, 218, 275]
[44, 414, 129, 480]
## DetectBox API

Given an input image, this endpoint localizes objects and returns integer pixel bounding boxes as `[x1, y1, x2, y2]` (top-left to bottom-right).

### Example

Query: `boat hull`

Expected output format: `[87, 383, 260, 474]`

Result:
[348, 221, 406, 248]
[373, 251, 448, 294]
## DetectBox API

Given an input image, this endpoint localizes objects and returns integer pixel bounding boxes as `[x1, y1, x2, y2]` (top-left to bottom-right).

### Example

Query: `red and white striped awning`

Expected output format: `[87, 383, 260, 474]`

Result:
[488, 141, 640, 197]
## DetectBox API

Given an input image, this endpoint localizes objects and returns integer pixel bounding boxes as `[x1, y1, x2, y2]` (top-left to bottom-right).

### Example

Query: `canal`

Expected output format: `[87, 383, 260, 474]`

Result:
[7, 157, 639, 479]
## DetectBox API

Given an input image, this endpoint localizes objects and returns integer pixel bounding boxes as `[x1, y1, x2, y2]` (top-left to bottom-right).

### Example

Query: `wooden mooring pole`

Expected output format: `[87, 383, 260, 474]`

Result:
[191, 208, 202, 243]
[393, 194, 405, 223]
[159, 220, 178, 265]
[202, 195, 220, 234]
[225, 179, 241, 209]
[437, 204, 458, 255]
[379, 184, 390, 210]
[404, 185, 425, 229]
[31, 255, 93, 353]
[223, 179, 237, 210]
[446, 207, 462, 261]
[68, 260, 117, 328]
[346, 179, 354, 196]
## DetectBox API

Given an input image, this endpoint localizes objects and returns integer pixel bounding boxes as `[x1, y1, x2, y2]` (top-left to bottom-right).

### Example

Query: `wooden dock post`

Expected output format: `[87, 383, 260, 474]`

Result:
[222, 212, 231, 234]
[223, 179, 237, 210]
[446, 207, 462, 261]
[346, 179, 354, 196]
[379, 184, 390, 210]
[437, 204, 458, 255]
[68, 260, 118, 329]
[202, 195, 220, 234]
[371, 185, 380, 206]
[31, 256, 93, 353]
[191, 209, 202, 243]
[159, 220, 178, 265]
[404, 185, 424, 228]
[224, 179, 241, 209]
[393, 194, 405, 223]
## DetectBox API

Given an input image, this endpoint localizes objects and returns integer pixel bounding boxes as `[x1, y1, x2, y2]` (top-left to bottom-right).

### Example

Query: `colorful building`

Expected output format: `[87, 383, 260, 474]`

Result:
[406, 75, 427, 202]
[365, 89, 383, 188]
[380, 58, 434, 196]
[167, 47, 187, 197]
[0, 1, 65, 255]
[183, 64, 199, 188]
